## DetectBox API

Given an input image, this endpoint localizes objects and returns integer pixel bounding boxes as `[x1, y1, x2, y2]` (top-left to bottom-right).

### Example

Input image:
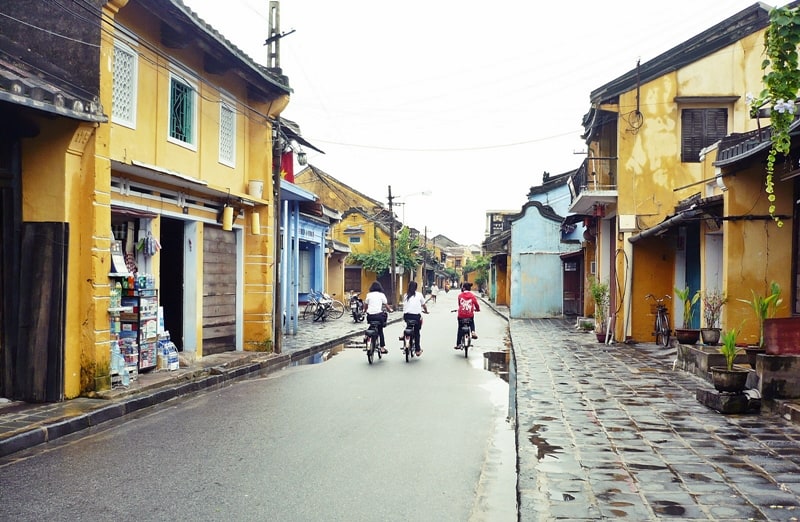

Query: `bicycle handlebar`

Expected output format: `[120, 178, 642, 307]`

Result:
[644, 293, 672, 303]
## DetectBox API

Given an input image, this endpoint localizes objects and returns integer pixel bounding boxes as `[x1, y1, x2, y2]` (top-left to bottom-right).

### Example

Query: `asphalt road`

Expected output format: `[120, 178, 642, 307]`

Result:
[0, 290, 515, 521]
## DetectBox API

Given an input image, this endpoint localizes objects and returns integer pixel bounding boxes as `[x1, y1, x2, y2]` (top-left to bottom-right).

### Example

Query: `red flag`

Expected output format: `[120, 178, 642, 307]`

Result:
[280, 151, 294, 183]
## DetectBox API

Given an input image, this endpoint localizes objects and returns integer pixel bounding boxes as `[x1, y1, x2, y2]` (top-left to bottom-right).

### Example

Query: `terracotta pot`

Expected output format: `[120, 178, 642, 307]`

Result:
[764, 317, 800, 355]
[700, 328, 721, 346]
[596, 331, 607, 343]
[709, 366, 749, 393]
[675, 328, 700, 345]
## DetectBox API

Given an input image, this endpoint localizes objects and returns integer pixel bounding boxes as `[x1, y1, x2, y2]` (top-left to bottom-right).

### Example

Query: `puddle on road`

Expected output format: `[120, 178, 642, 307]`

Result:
[291, 344, 345, 366]
[484, 350, 510, 382]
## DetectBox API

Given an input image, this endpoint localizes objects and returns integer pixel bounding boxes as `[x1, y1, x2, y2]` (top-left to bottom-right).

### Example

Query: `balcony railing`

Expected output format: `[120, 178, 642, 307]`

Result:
[571, 156, 617, 198]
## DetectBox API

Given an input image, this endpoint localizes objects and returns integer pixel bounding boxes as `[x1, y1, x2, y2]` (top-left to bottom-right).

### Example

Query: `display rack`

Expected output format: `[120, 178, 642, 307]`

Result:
[120, 288, 159, 371]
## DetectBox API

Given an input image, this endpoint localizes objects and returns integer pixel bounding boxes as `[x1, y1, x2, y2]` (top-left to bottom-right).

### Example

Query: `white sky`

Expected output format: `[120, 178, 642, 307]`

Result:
[182, 0, 783, 245]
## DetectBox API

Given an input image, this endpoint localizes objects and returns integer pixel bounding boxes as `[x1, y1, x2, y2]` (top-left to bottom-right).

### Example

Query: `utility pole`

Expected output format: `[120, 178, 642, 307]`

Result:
[388, 185, 396, 306]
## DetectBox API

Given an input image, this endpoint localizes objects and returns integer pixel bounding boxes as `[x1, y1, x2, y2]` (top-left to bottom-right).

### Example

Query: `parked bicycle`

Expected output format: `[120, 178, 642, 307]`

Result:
[303, 290, 345, 321]
[364, 318, 384, 364]
[645, 293, 672, 347]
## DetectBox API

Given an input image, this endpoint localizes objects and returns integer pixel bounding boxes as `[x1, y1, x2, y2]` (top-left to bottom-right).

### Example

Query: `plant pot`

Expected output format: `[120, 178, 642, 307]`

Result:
[595, 331, 608, 343]
[764, 317, 800, 355]
[709, 366, 749, 393]
[700, 328, 721, 346]
[744, 346, 766, 369]
[675, 328, 700, 345]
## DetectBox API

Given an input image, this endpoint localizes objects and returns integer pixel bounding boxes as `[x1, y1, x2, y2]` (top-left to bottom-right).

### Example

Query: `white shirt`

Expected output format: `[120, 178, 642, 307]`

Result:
[403, 292, 426, 314]
[364, 291, 387, 314]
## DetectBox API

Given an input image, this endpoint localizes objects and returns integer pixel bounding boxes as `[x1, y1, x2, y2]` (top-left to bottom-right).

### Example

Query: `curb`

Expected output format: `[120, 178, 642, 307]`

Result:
[0, 322, 393, 458]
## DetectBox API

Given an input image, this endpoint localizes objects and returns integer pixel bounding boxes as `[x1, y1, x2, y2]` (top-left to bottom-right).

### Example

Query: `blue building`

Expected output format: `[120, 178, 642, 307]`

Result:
[509, 170, 585, 318]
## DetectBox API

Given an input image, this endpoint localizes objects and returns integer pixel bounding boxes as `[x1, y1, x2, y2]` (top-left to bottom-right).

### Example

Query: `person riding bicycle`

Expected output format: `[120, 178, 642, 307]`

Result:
[364, 281, 392, 354]
[401, 281, 429, 356]
[455, 282, 480, 349]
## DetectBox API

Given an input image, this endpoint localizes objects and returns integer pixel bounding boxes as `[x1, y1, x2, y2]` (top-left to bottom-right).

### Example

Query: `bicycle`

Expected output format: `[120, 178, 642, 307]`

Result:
[455, 317, 472, 357]
[645, 293, 672, 347]
[364, 318, 384, 364]
[401, 317, 420, 362]
[301, 290, 321, 320]
[311, 292, 346, 322]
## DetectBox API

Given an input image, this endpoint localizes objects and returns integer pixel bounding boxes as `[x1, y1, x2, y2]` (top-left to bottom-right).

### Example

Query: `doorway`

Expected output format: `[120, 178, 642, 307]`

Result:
[160, 217, 185, 350]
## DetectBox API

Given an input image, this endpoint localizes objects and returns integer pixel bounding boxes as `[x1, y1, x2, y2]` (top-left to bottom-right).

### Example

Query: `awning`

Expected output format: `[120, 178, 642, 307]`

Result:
[628, 208, 702, 243]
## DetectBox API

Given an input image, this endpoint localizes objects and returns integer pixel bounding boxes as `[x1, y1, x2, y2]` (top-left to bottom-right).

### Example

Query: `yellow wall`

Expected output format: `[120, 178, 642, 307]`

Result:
[599, 28, 773, 343]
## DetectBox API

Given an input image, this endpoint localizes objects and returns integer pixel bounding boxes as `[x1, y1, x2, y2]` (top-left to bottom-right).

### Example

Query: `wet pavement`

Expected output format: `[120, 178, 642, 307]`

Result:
[512, 317, 800, 521]
[5, 303, 800, 521]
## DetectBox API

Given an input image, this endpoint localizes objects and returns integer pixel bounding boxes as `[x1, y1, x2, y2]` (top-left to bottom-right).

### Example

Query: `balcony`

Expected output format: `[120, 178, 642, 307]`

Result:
[568, 157, 618, 215]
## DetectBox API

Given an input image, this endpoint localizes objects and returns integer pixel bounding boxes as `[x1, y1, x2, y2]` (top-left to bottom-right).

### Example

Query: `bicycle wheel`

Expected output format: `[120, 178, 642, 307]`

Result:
[313, 305, 326, 322]
[405, 338, 411, 363]
[656, 313, 670, 347]
[367, 338, 375, 364]
[328, 300, 345, 319]
[464, 336, 469, 358]
[302, 302, 316, 320]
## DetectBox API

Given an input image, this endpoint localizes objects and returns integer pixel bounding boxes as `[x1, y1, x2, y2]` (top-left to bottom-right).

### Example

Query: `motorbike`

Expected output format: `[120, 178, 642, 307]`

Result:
[349, 293, 365, 323]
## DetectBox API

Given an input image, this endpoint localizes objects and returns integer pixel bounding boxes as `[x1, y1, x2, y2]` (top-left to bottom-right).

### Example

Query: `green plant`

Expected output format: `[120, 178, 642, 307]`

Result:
[702, 289, 727, 329]
[749, 5, 800, 228]
[589, 276, 610, 333]
[737, 281, 783, 347]
[719, 327, 742, 371]
[675, 286, 700, 329]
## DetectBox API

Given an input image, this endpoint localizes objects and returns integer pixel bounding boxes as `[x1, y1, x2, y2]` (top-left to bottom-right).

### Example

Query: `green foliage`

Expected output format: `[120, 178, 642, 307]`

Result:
[463, 255, 490, 288]
[346, 226, 421, 275]
[675, 286, 700, 329]
[751, 5, 800, 227]
[719, 327, 742, 371]
[588, 276, 609, 332]
[737, 281, 783, 347]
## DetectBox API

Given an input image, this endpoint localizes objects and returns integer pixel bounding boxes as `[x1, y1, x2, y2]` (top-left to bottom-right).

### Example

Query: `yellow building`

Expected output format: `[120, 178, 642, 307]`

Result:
[0, 0, 291, 400]
[570, 4, 789, 344]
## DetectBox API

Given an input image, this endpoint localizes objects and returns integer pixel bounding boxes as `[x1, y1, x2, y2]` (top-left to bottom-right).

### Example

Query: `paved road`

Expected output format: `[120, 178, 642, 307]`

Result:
[511, 318, 800, 521]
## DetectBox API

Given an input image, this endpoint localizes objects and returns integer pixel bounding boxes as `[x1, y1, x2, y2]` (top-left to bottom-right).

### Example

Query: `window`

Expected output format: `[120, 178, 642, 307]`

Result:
[169, 73, 197, 148]
[112, 41, 137, 128]
[681, 108, 727, 162]
[348, 237, 361, 244]
[219, 101, 236, 167]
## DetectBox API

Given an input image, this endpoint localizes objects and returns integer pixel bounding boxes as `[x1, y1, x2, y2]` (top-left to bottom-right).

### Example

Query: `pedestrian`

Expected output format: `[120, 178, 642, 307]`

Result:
[401, 280, 429, 356]
[455, 282, 480, 349]
[364, 281, 392, 353]
[429, 282, 439, 303]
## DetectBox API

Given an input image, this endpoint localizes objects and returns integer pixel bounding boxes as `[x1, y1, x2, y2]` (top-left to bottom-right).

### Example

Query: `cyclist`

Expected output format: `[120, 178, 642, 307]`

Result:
[364, 281, 392, 354]
[455, 282, 480, 349]
[401, 281, 429, 356]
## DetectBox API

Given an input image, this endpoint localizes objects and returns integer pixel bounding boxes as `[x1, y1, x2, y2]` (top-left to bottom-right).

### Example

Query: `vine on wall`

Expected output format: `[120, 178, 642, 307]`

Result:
[750, 5, 800, 227]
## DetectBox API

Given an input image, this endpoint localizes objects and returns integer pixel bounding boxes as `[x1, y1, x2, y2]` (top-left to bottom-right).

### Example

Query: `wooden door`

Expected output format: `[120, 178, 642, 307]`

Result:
[202, 227, 236, 355]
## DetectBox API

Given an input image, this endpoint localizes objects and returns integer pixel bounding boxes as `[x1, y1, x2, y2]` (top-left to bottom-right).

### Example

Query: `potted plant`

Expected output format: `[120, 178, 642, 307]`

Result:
[700, 289, 727, 346]
[589, 276, 610, 342]
[709, 327, 749, 393]
[674, 286, 700, 344]
[738, 281, 782, 367]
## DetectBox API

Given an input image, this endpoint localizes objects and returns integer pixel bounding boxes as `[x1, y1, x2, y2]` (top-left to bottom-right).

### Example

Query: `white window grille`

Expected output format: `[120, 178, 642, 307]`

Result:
[219, 102, 236, 167]
[112, 41, 137, 128]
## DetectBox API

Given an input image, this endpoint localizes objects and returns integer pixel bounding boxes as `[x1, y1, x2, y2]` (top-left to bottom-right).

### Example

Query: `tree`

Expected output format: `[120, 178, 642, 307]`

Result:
[463, 255, 490, 289]
[347, 226, 421, 275]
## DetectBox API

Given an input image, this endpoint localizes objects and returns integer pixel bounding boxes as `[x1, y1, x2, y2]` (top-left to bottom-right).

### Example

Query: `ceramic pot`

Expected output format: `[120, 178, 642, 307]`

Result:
[675, 328, 700, 345]
[595, 331, 607, 343]
[700, 328, 721, 346]
[709, 366, 749, 393]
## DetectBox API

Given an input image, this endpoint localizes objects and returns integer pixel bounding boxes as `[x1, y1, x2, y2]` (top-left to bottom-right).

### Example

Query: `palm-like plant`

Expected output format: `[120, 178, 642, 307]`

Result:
[675, 286, 700, 329]
[719, 327, 742, 371]
[737, 281, 782, 347]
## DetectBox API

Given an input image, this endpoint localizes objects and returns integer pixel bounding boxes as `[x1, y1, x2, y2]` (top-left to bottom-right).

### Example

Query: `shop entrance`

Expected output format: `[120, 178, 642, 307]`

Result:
[160, 217, 185, 350]
[0, 136, 20, 399]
